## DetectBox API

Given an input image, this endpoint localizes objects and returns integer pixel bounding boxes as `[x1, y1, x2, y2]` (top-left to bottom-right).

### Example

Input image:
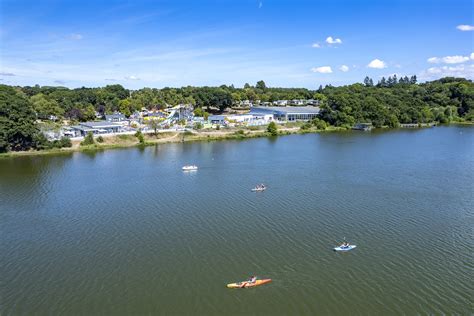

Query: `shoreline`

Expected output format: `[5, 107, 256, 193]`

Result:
[1, 123, 471, 158]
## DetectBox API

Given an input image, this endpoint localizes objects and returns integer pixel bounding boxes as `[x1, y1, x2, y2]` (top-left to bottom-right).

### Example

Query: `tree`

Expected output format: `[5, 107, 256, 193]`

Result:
[135, 130, 145, 144]
[0, 85, 38, 152]
[80, 132, 95, 146]
[194, 122, 203, 130]
[267, 121, 278, 136]
[256, 80, 267, 91]
[244, 83, 251, 89]
[148, 119, 160, 135]
[30, 93, 64, 119]
[364, 76, 374, 87]
[119, 99, 133, 117]
[410, 75, 417, 84]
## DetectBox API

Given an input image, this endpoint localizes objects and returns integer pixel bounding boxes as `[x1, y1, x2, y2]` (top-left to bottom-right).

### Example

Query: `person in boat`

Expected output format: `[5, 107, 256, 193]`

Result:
[340, 241, 349, 247]
[239, 276, 257, 288]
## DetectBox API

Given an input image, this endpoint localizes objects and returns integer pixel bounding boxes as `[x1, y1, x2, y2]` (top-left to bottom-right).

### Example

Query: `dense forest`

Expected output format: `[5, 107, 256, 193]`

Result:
[1, 76, 473, 152]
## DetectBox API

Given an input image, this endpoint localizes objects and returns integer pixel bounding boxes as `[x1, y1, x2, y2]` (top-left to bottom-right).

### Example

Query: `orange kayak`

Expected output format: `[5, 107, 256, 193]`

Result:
[227, 279, 272, 288]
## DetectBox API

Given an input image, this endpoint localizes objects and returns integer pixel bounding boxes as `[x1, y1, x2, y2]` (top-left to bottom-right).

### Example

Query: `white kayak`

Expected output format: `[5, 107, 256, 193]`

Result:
[182, 165, 198, 171]
[251, 187, 266, 192]
[334, 245, 357, 252]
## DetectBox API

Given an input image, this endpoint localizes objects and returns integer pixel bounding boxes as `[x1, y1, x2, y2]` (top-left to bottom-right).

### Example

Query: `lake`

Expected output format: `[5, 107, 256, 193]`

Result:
[1, 126, 473, 315]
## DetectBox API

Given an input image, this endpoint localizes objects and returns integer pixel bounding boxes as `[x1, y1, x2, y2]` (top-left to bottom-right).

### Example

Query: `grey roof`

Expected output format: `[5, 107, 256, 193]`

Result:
[80, 121, 122, 128]
[71, 125, 97, 132]
[209, 115, 226, 120]
[105, 113, 126, 119]
[250, 106, 320, 115]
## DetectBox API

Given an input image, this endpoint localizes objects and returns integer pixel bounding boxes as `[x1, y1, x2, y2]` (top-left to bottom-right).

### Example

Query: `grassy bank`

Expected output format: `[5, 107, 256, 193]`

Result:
[0, 122, 468, 158]
[0, 126, 327, 158]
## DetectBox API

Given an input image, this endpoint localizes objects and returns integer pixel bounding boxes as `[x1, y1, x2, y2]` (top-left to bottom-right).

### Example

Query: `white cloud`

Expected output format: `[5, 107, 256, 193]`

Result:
[311, 66, 332, 73]
[124, 75, 140, 80]
[456, 24, 474, 31]
[54, 80, 66, 85]
[427, 55, 470, 64]
[311, 43, 320, 48]
[443, 55, 470, 64]
[339, 65, 349, 72]
[0, 72, 15, 76]
[69, 33, 83, 40]
[367, 59, 387, 69]
[470, 52, 474, 60]
[420, 64, 474, 80]
[326, 36, 342, 45]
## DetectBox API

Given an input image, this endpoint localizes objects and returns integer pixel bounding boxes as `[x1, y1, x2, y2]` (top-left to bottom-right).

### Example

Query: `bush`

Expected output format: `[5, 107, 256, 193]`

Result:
[194, 122, 203, 130]
[80, 132, 95, 146]
[312, 118, 328, 130]
[267, 121, 278, 136]
[135, 130, 145, 144]
[300, 122, 312, 130]
[58, 136, 72, 148]
[34, 134, 72, 150]
[96, 136, 104, 143]
[236, 129, 245, 135]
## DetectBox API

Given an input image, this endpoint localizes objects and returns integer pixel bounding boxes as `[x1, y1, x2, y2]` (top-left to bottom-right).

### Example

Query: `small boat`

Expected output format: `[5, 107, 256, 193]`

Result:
[251, 185, 266, 192]
[182, 165, 198, 171]
[334, 245, 357, 252]
[227, 278, 272, 289]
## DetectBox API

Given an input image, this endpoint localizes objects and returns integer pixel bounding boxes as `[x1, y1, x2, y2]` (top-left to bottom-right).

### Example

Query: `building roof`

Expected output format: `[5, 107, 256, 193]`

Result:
[105, 113, 125, 117]
[79, 121, 122, 128]
[250, 106, 320, 115]
[209, 115, 226, 120]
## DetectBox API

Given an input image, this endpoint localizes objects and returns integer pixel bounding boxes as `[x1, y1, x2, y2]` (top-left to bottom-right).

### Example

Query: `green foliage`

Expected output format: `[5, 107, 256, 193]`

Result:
[135, 130, 145, 144]
[319, 77, 473, 127]
[193, 107, 205, 117]
[300, 122, 312, 130]
[118, 99, 133, 117]
[194, 122, 203, 130]
[34, 134, 72, 150]
[96, 136, 104, 143]
[256, 80, 267, 91]
[0, 85, 38, 152]
[1, 77, 472, 152]
[14, 77, 472, 127]
[311, 118, 328, 130]
[267, 121, 278, 136]
[80, 132, 95, 146]
[30, 93, 64, 119]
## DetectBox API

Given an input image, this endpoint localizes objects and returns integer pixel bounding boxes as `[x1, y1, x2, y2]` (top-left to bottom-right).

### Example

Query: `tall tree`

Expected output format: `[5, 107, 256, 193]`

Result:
[364, 76, 374, 87]
[256, 80, 267, 91]
[0, 85, 38, 152]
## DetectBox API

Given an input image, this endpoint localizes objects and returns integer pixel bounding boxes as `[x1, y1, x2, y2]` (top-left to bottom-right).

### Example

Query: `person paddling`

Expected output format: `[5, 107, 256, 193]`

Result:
[239, 276, 257, 288]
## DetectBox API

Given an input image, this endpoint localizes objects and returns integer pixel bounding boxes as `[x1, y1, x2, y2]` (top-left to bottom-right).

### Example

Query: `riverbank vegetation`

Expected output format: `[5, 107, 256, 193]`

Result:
[1, 76, 473, 153]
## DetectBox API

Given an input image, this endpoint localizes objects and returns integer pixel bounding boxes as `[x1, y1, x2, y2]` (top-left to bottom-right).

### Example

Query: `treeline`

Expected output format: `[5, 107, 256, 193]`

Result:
[1, 76, 473, 152]
[319, 76, 473, 128]
[17, 80, 315, 121]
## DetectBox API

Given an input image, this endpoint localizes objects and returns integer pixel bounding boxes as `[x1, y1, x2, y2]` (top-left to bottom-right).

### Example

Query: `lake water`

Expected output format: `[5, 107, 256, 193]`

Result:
[1, 126, 473, 315]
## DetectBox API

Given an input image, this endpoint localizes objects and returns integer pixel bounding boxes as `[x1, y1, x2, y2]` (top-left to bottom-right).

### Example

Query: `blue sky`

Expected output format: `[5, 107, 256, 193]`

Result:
[0, 0, 473, 89]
